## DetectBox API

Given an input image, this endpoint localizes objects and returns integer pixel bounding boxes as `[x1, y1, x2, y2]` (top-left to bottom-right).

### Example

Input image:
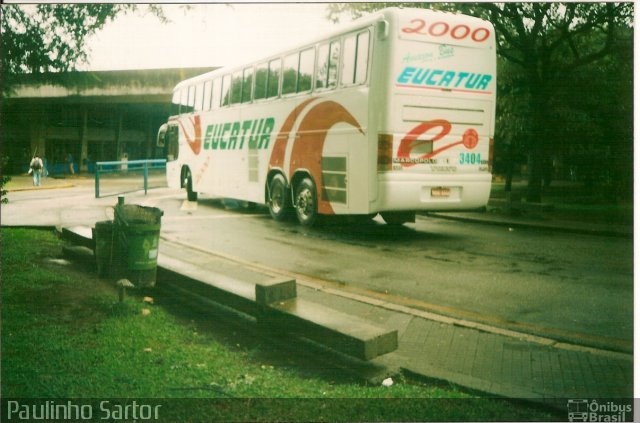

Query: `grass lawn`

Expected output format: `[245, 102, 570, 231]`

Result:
[1, 228, 562, 422]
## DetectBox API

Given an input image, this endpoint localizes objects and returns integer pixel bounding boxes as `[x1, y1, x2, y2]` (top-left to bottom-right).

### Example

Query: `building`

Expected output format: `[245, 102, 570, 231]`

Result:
[1, 68, 214, 174]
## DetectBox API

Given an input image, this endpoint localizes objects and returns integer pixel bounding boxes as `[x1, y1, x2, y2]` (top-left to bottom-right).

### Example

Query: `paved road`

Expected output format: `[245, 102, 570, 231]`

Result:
[2, 180, 633, 352]
[146, 194, 633, 353]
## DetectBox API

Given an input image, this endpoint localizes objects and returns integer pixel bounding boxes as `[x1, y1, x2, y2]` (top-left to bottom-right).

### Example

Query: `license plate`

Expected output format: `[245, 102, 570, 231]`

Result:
[431, 187, 451, 198]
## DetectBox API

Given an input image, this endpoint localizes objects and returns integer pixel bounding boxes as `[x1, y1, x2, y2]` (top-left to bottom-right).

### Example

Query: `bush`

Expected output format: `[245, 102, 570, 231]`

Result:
[1, 156, 11, 204]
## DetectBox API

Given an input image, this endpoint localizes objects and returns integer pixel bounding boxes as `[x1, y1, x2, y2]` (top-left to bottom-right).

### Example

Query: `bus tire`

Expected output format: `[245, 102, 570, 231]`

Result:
[294, 177, 318, 227]
[268, 174, 290, 221]
[185, 171, 198, 202]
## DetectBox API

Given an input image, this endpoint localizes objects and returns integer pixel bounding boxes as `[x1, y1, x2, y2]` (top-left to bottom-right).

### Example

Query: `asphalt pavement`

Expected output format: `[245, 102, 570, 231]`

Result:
[2, 175, 634, 412]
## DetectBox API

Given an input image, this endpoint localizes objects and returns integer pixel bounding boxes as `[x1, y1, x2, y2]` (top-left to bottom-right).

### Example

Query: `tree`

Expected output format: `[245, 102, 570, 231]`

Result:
[328, 3, 633, 202]
[1, 4, 166, 93]
[477, 3, 632, 202]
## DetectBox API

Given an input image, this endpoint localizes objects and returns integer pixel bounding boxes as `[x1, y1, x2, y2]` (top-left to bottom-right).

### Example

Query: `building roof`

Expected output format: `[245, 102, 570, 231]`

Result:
[4, 67, 217, 101]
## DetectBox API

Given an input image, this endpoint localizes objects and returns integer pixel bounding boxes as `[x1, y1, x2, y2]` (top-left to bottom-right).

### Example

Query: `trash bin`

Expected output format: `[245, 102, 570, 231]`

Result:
[93, 220, 114, 278]
[113, 203, 163, 288]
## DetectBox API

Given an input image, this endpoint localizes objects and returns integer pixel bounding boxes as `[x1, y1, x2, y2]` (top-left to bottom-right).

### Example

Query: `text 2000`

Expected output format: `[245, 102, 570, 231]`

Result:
[402, 19, 491, 43]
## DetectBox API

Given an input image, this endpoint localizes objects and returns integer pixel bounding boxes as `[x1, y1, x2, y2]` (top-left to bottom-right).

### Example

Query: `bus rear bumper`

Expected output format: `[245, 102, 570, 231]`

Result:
[375, 173, 491, 212]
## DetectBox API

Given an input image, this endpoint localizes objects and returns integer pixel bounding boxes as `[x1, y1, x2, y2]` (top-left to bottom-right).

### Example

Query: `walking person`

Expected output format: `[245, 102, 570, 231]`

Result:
[29, 155, 44, 186]
[66, 152, 75, 175]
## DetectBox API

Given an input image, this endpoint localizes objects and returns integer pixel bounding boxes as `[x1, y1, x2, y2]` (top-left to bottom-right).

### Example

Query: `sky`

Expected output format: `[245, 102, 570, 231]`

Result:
[82, 3, 344, 71]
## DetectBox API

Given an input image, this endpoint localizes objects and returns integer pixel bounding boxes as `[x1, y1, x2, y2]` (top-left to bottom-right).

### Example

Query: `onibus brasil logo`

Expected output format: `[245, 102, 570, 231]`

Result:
[567, 399, 633, 422]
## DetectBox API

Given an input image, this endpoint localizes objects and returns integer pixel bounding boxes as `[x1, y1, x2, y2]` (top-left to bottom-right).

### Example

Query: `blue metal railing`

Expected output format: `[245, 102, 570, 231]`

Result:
[95, 159, 166, 198]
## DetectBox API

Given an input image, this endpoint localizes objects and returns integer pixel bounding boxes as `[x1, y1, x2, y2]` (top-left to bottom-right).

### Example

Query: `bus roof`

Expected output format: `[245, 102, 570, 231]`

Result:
[174, 7, 494, 90]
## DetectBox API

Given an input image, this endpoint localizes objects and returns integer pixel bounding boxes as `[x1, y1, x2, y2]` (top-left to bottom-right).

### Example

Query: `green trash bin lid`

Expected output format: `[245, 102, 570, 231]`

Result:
[115, 204, 163, 227]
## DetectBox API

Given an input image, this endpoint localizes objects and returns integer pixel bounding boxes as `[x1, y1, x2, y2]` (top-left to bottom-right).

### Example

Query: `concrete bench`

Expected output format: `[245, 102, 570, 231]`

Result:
[158, 241, 397, 360]
[266, 298, 398, 361]
[60, 225, 398, 361]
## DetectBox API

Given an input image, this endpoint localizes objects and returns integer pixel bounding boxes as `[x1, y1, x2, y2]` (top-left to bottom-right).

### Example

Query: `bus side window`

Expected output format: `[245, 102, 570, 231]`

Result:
[316, 41, 339, 91]
[203, 80, 212, 111]
[242, 67, 254, 103]
[316, 43, 330, 90]
[194, 83, 204, 111]
[298, 47, 314, 93]
[221, 75, 231, 107]
[342, 30, 370, 86]
[187, 85, 196, 111]
[171, 90, 181, 115]
[180, 88, 188, 114]
[230, 71, 242, 105]
[267, 58, 281, 98]
[212, 78, 222, 108]
[328, 41, 340, 88]
[342, 35, 357, 85]
[282, 53, 298, 95]
[355, 30, 370, 84]
[166, 125, 179, 162]
[255, 63, 268, 100]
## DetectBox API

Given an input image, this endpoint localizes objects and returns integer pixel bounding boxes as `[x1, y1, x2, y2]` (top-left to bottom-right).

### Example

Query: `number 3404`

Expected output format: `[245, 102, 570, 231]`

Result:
[459, 153, 481, 165]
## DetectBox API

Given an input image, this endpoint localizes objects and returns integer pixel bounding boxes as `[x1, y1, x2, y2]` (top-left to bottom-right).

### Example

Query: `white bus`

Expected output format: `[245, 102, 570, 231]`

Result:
[158, 7, 496, 226]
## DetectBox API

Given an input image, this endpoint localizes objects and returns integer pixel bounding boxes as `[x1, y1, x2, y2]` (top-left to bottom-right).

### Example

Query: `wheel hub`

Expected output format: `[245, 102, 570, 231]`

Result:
[296, 189, 313, 216]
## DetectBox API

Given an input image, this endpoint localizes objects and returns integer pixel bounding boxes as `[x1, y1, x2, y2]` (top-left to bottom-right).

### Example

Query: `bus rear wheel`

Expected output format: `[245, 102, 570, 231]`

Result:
[294, 177, 318, 227]
[268, 174, 290, 221]
[184, 170, 197, 202]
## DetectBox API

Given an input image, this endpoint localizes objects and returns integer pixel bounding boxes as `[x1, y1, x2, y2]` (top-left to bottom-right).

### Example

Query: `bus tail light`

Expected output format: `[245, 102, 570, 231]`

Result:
[378, 133, 393, 172]
[488, 137, 494, 172]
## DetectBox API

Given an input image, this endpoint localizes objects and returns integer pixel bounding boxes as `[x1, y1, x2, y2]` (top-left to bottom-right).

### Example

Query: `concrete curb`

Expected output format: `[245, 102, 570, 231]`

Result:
[6, 183, 75, 192]
[424, 212, 633, 238]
